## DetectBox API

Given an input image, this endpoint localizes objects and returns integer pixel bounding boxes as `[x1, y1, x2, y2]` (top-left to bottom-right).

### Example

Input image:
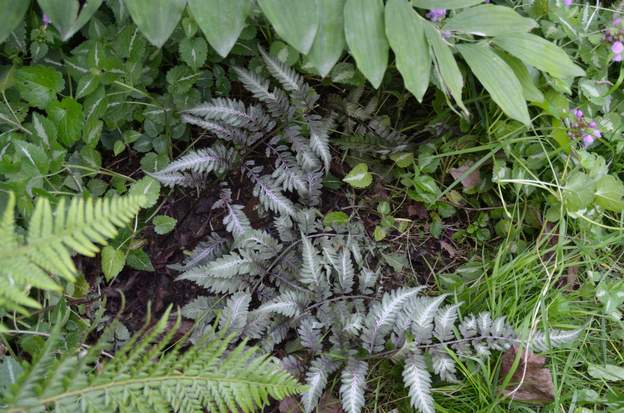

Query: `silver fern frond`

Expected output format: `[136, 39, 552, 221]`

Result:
[219, 292, 251, 339]
[234, 66, 291, 118]
[182, 113, 249, 144]
[434, 304, 461, 342]
[308, 116, 333, 172]
[530, 328, 581, 352]
[298, 316, 323, 353]
[403, 351, 435, 413]
[361, 287, 424, 353]
[151, 144, 233, 184]
[340, 359, 368, 413]
[300, 232, 323, 286]
[301, 356, 337, 413]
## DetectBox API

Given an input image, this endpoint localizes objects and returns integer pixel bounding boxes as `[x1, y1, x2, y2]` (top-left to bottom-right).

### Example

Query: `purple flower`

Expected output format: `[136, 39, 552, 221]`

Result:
[42, 14, 50, 28]
[426, 8, 447, 22]
[574, 108, 584, 119]
[612, 41, 624, 54]
[615, 18, 623, 26]
[589, 121, 597, 128]
[592, 129, 602, 138]
[615, 53, 623, 62]
[582, 135, 595, 147]
[563, 0, 573, 6]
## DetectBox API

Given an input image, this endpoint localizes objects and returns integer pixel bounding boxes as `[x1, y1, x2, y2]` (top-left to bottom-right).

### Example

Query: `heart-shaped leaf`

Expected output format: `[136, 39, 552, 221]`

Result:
[343, 163, 373, 188]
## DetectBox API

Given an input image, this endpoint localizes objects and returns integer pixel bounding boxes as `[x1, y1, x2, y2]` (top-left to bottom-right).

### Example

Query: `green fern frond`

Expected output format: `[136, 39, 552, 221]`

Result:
[0, 193, 146, 315]
[2, 307, 304, 413]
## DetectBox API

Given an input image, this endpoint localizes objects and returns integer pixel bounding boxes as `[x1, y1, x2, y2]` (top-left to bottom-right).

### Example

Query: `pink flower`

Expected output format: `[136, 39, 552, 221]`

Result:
[612, 41, 624, 54]
[42, 14, 50, 28]
[426, 8, 447, 22]
[614, 53, 623, 62]
[563, 0, 573, 6]
[582, 135, 595, 147]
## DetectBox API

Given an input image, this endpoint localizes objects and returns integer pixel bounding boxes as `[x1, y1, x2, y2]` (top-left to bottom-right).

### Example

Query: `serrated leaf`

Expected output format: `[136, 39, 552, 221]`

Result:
[323, 211, 350, 226]
[129, 176, 161, 208]
[385, 0, 430, 102]
[101, 246, 126, 281]
[344, 0, 388, 89]
[594, 175, 624, 211]
[340, 359, 368, 413]
[457, 43, 530, 125]
[153, 215, 177, 235]
[258, 0, 319, 54]
[494, 33, 585, 79]
[443, 5, 537, 36]
[126, 248, 155, 271]
[188, 0, 252, 58]
[15, 65, 65, 109]
[179, 37, 208, 72]
[343, 163, 373, 189]
[403, 351, 434, 413]
[0, 0, 30, 44]
[47, 97, 84, 147]
[305, 0, 346, 77]
[124, 0, 186, 48]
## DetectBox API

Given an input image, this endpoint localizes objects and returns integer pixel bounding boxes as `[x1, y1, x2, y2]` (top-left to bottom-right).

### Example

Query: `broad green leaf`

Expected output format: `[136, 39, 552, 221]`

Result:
[596, 280, 624, 318]
[343, 163, 373, 188]
[424, 22, 466, 113]
[127, 248, 155, 271]
[188, 0, 252, 57]
[75, 74, 100, 99]
[385, 0, 430, 102]
[323, 211, 350, 226]
[0, 0, 30, 43]
[344, 0, 388, 88]
[564, 171, 595, 212]
[306, 0, 346, 77]
[390, 152, 414, 168]
[494, 33, 585, 79]
[0, 357, 23, 394]
[129, 176, 161, 208]
[153, 215, 177, 234]
[15, 66, 65, 109]
[412, 0, 483, 8]
[179, 37, 208, 71]
[444, 5, 537, 36]
[123, 0, 187, 48]
[588, 364, 624, 382]
[47, 97, 84, 147]
[38, 0, 104, 41]
[594, 175, 624, 211]
[101, 245, 126, 282]
[258, 0, 319, 54]
[498, 51, 544, 103]
[457, 43, 530, 125]
[0, 66, 16, 93]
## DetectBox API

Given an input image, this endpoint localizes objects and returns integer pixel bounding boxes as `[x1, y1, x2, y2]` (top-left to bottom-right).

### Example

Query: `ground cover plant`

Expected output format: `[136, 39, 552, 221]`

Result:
[1, 1, 624, 412]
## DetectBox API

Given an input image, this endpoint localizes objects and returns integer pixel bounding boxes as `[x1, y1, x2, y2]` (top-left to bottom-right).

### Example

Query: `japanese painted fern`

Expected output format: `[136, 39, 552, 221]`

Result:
[154, 53, 581, 413]
[1, 306, 303, 413]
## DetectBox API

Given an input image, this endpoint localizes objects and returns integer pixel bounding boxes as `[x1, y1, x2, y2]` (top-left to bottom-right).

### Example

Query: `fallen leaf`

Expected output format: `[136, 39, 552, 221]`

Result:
[499, 345, 555, 404]
[279, 396, 302, 413]
[318, 394, 344, 413]
[450, 163, 481, 190]
[440, 240, 457, 258]
[407, 202, 428, 219]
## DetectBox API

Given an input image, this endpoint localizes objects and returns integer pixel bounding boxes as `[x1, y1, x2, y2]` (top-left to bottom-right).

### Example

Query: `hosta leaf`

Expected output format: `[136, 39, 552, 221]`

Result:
[385, 0, 430, 102]
[443, 5, 537, 36]
[457, 43, 530, 126]
[343, 163, 373, 189]
[38, 0, 104, 41]
[498, 52, 544, 103]
[424, 22, 466, 114]
[188, 0, 252, 58]
[306, 0, 346, 77]
[123, 0, 187, 48]
[412, 0, 483, 8]
[0, 0, 30, 43]
[258, 0, 319, 54]
[494, 33, 585, 79]
[344, 0, 388, 88]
